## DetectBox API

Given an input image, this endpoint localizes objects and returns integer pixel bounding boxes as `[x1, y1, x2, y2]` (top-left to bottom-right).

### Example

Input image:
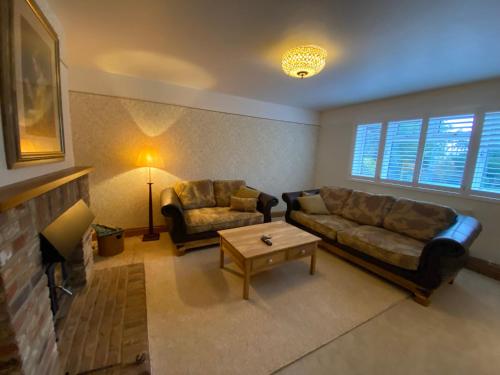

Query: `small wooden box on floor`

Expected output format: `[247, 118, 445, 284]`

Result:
[97, 231, 124, 256]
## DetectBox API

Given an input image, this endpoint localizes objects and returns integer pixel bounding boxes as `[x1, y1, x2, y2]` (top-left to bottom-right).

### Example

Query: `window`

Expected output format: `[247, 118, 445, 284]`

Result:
[351, 123, 382, 178]
[472, 112, 500, 194]
[418, 115, 474, 188]
[380, 119, 422, 182]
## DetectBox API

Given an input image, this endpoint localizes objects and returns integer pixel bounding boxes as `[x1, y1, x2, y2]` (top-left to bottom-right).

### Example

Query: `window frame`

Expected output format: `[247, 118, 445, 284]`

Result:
[349, 109, 500, 202]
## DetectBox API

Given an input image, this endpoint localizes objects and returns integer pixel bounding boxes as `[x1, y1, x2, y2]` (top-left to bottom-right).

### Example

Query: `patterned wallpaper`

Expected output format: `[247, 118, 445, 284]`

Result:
[69, 92, 318, 229]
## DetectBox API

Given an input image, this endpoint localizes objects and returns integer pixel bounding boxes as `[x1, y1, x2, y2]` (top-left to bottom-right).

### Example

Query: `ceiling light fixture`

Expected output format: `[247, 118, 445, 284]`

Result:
[282, 45, 327, 79]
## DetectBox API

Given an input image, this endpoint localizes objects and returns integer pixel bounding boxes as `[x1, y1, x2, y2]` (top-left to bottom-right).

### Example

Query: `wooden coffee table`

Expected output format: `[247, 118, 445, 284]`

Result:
[218, 221, 321, 299]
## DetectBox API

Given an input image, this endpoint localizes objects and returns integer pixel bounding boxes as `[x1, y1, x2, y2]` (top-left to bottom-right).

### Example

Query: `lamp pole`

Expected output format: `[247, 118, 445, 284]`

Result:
[143, 166, 159, 241]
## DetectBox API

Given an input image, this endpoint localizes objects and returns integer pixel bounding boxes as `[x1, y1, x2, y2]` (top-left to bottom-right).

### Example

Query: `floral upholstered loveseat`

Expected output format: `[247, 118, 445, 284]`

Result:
[161, 179, 278, 254]
[282, 187, 482, 305]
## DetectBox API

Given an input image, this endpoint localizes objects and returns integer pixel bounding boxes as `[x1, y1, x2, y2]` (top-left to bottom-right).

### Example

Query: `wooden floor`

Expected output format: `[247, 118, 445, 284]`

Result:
[57, 263, 150, 375]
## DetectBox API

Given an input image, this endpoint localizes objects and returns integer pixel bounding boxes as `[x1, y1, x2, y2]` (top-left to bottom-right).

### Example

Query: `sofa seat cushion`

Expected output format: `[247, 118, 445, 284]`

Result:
[214, 180, 246, 207]
[290, 210, 359, 241]
[337, 226, 425, 270]
[184, 207, 263, 234]
[341, 191, 395, 227]
[383, 198, 457, 241]
[175, 180, 216, 209]
[320, 186, 352, 214]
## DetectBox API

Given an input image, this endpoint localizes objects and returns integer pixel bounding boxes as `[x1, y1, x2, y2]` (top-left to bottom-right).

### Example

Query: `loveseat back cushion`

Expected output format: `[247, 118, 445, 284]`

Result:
[341, 191, 395, 226]
[320, 186, 353, 214]
[337, 226, 425, 270]
[214, 180, 246, 206]
[174, 180, 216, 209]
[383, 198, 457, 241]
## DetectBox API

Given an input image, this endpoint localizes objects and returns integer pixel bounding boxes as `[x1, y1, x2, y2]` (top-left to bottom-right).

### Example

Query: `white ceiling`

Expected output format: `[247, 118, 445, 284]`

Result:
[49, 0, 500, 110]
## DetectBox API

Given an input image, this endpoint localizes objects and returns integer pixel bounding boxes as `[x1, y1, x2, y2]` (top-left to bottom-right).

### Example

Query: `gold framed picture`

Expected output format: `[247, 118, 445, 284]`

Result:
[0, 0, 65, 169]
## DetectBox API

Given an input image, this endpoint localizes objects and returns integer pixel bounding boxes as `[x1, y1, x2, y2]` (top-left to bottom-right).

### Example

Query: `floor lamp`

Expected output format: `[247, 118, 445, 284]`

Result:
[136, 148, 163, 242]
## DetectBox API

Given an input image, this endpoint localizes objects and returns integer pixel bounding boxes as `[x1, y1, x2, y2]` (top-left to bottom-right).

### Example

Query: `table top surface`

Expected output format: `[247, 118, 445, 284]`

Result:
[218, 221, 321, 258]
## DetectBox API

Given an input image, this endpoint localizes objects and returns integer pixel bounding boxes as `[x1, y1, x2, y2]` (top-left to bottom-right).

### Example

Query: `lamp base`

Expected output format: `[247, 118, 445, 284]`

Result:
[142, 232, 160, 242]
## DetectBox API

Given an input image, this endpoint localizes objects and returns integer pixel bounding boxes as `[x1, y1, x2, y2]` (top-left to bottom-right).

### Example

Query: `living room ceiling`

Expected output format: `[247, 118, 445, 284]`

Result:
[49, 0, 500, 110]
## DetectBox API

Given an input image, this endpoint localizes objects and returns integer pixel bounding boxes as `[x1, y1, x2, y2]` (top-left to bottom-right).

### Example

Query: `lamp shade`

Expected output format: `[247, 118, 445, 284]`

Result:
[136, 148, 164, 168]
[282, 45, 327, 79]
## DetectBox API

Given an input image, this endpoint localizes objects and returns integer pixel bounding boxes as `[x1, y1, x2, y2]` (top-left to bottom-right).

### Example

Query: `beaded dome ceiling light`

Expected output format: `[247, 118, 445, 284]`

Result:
[281, 45, 327, 79]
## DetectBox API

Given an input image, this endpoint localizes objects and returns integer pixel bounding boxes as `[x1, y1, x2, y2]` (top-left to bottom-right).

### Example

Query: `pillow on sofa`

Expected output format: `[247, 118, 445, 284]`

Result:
[297, 194, 330, 215]
[174, 180, 216, 209]
[383, 198, 457, 241]
[341, 191, 395, 226]
[320, 186, 352, 214]
[230, 196, 258, 212]
[214, 180, 246, 206]
[235, 186, 260, 199]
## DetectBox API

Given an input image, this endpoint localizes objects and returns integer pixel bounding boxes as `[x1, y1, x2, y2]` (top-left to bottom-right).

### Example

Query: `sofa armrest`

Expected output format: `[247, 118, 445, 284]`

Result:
[418, 214, 482, 287]
[254, 189, 279, 222]
[160, 188, 186, 243]
[282, 189, 320, 221]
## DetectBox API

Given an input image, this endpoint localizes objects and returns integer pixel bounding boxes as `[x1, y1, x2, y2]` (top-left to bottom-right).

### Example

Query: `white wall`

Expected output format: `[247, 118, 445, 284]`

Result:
[0, 0, 74, 187]
[316, 79, 500, 264]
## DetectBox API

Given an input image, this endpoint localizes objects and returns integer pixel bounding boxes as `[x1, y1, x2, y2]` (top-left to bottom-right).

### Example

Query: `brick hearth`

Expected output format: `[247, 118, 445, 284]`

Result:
[0, 174, 92, 375]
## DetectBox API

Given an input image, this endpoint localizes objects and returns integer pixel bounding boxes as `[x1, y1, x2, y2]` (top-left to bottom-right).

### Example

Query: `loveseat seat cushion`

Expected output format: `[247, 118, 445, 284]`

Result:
[337, 226, 425, 270]
[383, 198, 457, 242]
[290, 210, 359, 240]
[174, 180, 216, 209]
[341, 191, 395, 227]
[214, 180, 246, 207]
[184, 207, 263, 234]
[320, 186, 352, 214]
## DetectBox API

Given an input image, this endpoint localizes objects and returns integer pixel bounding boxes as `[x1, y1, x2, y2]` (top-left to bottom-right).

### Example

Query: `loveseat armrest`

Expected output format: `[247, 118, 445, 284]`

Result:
[160, 188, 186, 243]
[282, 189, 320, 221]
[418, 214, 482, 288]
[256, 190, 279, 222]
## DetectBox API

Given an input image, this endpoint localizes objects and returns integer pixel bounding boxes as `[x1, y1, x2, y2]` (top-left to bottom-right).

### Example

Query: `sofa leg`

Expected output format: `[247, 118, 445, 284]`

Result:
[448, 278, 455, 285]
[413, 290, 431, 306]
[175, 245, 186, 256]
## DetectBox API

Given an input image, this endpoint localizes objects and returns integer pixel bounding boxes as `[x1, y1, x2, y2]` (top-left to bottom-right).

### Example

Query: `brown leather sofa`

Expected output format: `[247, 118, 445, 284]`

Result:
[161, 179, 278, 254]
[282, 187, 482, 305]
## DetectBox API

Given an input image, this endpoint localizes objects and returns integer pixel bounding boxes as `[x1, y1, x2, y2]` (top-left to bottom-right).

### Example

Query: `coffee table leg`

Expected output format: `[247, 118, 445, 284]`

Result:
[243, 261, 251, 300]
[219, 246, 224, 268]
[310, 249, 317, 275]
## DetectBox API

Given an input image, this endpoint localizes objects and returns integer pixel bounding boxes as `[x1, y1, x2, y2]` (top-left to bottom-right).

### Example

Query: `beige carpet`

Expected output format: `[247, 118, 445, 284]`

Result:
[144, 239, 408, 375]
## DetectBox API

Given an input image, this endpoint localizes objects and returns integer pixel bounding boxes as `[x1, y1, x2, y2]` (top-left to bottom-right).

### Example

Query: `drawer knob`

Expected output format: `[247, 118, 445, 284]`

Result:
[267, 258, 273, 264]
[300, 249, 306, 254]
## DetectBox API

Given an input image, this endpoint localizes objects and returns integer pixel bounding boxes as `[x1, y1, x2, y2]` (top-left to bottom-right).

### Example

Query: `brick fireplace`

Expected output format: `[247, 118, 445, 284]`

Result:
[0, 167, 93, 375]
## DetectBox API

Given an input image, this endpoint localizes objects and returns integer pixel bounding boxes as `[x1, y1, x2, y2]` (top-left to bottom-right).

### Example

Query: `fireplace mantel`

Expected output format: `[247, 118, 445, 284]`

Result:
[0, 166, 93, 212]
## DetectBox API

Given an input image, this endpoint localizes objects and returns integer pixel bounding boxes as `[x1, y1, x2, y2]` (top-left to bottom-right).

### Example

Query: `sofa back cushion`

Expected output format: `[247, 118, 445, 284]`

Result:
[383, 198, 457, 241]
[214, 180, 246, 206]
[320, 186, 352, 214]
[341, 191, 395, 226]
[174, 180, 216, 209]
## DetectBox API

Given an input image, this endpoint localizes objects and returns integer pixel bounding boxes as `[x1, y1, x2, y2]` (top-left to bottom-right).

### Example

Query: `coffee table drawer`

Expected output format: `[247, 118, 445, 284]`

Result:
[287, 244, 315, 260]
[252, 251, 286, 272]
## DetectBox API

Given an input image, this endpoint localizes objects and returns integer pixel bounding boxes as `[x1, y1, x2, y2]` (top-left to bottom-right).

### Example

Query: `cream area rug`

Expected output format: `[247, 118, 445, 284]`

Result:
[144, 239, 408, 375]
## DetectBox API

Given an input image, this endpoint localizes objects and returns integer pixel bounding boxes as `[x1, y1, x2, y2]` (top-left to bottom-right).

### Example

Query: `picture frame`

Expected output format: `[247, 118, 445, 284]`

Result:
[0, 0, 65, 169]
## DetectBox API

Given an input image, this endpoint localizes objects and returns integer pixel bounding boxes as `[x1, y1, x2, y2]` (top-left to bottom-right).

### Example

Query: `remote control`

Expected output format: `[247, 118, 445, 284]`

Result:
[260, 236, 272, 246]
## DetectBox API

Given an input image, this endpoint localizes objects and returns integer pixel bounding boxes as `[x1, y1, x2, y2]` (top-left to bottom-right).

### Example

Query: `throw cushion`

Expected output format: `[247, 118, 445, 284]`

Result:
[341, 191, 395, 226]
[235, 186, 260, 199]
[297, 194, 330, 215]
[214, 180, 246, 207]
[230, 196, 258, 212]
[383, 198, 457, 241]
[174, 180, 216, 209]
[320, 186, 353, 214]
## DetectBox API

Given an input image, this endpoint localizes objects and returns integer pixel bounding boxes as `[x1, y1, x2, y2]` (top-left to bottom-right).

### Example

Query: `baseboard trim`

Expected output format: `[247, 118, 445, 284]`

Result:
[466, 257, 500, 281]
[123, 225, 169, 238]
[271, 210, 285, 218]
